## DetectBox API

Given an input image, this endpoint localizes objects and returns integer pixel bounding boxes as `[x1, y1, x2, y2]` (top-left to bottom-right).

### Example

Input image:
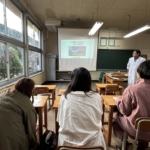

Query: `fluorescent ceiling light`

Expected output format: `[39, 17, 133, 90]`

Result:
[124, 25, 150, 38]
[89, 22, 103, 36]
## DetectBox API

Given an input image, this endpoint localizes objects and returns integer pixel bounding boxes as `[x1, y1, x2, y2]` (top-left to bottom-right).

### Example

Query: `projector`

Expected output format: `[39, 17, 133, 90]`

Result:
[45, 19, 61, 32]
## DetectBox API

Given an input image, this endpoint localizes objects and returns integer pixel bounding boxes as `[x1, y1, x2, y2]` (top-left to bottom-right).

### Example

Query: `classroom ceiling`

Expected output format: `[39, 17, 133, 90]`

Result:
[24, 0, 150, 31]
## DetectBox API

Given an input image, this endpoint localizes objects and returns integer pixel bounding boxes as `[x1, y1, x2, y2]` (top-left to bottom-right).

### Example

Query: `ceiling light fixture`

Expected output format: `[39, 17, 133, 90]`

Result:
[124, 25, 150, 38]
[89, 22, 103, 36]
[88, 3, 103, 36]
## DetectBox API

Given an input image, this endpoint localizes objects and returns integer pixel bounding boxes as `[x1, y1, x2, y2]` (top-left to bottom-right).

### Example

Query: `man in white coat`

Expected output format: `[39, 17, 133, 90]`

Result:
[127, 50, 146, 86]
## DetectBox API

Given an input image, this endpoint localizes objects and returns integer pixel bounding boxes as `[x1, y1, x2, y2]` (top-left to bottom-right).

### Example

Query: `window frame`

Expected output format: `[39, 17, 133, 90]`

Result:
[0, 0, 44, 87]
[27, 19, 41, 49]
[0, 0, 24, 42]
[0, 40, 25, 86]
[28, 49, 42, 76]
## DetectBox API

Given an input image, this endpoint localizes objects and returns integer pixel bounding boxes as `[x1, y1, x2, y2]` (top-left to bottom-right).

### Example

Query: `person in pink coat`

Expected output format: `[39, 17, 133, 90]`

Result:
[113, 60, 150, 150]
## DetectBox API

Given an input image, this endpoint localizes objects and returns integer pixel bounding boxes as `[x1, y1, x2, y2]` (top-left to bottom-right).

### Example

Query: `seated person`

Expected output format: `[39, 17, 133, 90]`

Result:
[0, 78, 37, 150]
[113, 60, 150, 150]
[57, 67, 106, 149]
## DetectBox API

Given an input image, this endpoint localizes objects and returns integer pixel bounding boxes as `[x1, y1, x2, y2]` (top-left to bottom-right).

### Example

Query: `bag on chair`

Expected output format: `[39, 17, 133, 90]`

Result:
[36, 130, 58, 150]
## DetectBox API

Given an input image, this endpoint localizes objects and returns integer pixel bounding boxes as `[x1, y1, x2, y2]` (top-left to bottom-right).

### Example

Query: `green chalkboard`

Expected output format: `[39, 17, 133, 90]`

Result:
[97, 49, 133, 70]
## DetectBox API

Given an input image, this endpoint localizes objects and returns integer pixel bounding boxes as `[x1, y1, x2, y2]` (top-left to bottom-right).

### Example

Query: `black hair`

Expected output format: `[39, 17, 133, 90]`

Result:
[64, 67, 93, 98]
[134, 50, 141, 56]
[137, 60, 150, 79]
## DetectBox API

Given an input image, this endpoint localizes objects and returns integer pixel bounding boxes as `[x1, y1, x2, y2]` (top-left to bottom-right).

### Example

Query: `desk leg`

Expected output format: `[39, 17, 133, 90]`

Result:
[52, 89, 55, 106]
[119, 88, 123, 95]
[102, 74, 106, 83]
[55, 108, 59, 135]
[38, 108, 43, 140]
[96, 87, 101, 95]
[107, 106, 114, 146]
[102, 101, 105, 125]
[44, 103, 47, 129]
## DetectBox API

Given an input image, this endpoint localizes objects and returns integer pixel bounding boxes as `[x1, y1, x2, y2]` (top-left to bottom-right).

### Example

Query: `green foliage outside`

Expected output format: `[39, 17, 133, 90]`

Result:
[0, 46, 23, 81]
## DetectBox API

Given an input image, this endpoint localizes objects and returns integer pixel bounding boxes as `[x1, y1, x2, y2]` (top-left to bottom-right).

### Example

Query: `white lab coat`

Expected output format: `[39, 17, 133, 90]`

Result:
[57, 91, 106, 150]
[127, 56, 145, 86]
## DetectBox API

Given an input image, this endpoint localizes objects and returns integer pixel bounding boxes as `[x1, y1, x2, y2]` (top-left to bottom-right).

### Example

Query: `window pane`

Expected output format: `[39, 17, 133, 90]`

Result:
[0, 0, 5, 34]
[34, 26, 40, 48]
[0, 42, 7, 82]
[28, 21, 34, 46]
[6, 0, 23, 41]
[28, 50, 41, 75]
[8, 45, 24, 79]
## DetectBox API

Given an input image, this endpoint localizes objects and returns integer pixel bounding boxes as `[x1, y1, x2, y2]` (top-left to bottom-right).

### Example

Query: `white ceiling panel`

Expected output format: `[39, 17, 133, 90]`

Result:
[23, 0, 150, 30]
[51, 0, 70, 8]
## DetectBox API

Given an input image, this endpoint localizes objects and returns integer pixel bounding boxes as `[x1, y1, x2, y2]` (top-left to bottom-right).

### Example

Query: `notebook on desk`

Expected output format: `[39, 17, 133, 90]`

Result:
[30, 98, 41, 106]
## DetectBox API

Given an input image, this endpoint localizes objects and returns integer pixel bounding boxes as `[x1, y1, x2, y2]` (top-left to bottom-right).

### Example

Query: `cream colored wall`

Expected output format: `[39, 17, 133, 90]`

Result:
[45, 32, 58, 55]
[0, 72, 46, 93]
[45, 29, 150, 80]
[30, 72, 46, 84]
[99, 30, 150, 59]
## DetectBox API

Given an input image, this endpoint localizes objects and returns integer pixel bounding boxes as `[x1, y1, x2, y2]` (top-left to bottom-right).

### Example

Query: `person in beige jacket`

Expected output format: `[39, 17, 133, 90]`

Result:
[0, 78, 37, 150]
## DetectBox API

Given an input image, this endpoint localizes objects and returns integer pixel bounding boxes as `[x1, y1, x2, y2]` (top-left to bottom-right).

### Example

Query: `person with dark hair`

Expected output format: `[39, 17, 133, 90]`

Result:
[57, 67, 106, 149]
[127, 50, 145, 86]
[0, 78, 37, 150]
[113, 60, 150, 150]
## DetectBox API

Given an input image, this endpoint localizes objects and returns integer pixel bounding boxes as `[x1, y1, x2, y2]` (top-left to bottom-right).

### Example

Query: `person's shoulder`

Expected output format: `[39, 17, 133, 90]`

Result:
[91, 92, 101, 99]
[140, 56, 146, 61]
[128, 57, 133, 62]
[129, 57, 134, 60]
[127, 81, 142, 92]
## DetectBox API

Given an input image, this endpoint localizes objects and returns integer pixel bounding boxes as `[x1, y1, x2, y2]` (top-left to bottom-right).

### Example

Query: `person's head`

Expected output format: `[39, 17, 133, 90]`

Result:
[15, 78, 35, 98]
[133, 50, 141, 58]
[64, 67, 92, 98]
[137, 60, 150, 79]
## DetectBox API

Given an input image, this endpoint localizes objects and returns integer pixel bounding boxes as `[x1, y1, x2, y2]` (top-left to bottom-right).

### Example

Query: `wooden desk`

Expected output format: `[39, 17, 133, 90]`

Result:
[58, 89, 66, 96]
[35, 85, 56, 106]
[106, 76, 124, 86]
[102, 74, 128, 83]
[95, 83, 123, 95]
[53, 96, 61, 135]
[101, 95, 120, 146]
[34, 96, 48, 139]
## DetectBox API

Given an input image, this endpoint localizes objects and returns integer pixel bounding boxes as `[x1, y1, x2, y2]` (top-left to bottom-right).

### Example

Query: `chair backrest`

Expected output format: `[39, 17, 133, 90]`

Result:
[34, 87, 49, 96]
[133, 117, 150, 142]
[105, 85, 119, 95]
[57, 145, 104, 150]
[134, 117, 150, 131]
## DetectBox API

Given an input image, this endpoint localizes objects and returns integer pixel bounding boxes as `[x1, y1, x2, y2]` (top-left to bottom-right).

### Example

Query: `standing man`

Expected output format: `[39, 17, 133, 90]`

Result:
[127, 50, 146, 86]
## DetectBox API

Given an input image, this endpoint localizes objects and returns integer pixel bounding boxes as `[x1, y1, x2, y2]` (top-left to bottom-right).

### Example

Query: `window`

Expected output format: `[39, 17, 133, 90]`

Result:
[8, 44, 24, 79]
[6, 0, 23, 41]
[0, 41, 24, 83]
[34, 26, 40, 48]
[0, 42, 7, 82]
[0, 0, 5, 34]
[28, 20, 40, 48]
[0, 0, 43, 86]
[28, 50, 41, 75]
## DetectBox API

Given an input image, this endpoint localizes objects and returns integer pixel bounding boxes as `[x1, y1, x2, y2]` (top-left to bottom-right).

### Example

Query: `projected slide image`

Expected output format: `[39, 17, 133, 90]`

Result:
[69, 46, 86, 56]
[61, 39, 95, 59]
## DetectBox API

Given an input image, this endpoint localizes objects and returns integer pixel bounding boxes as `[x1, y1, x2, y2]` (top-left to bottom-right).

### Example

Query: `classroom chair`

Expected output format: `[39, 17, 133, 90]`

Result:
[105, 85, 119, 95]
[122, 117, 150, 150]
[57, 145, 104, 150]
[34, 87, 51, 109]
[100, 84, 119, 95]
[98, 71, 105, 83]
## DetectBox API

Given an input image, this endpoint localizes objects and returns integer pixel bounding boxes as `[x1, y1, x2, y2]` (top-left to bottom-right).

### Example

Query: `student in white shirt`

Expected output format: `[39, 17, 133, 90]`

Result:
[57, 67, 106, 149]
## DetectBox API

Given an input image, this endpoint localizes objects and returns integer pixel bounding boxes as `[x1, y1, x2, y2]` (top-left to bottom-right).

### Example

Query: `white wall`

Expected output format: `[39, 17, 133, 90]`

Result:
[99, 30, 150, 59]
[45, 29, 150, 80]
